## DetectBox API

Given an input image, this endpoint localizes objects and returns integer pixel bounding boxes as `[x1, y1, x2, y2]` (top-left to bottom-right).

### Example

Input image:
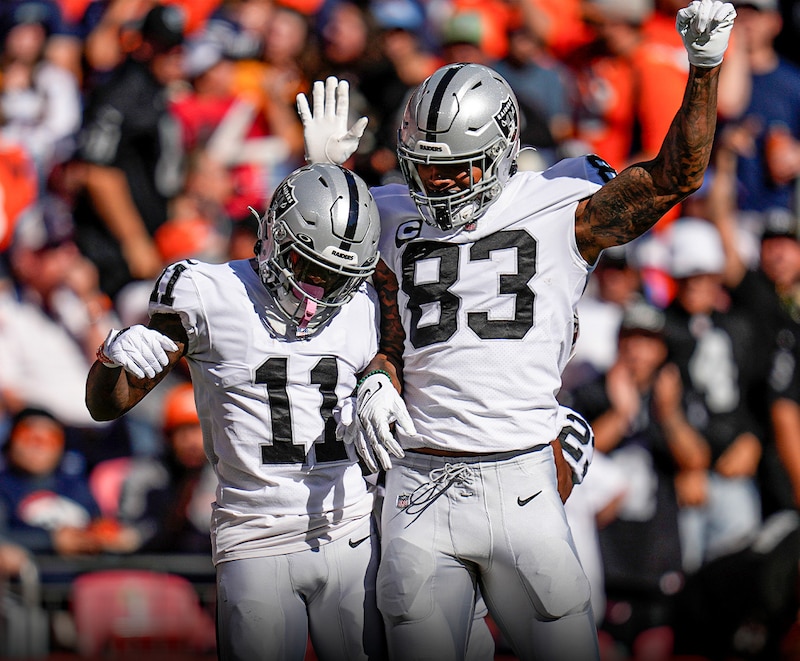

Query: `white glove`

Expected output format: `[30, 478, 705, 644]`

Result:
[343, 414, 384, 475]
[336, 396, 383, 474]
[556, 405, 595, 485]
[354, 371, 414, 471]
[296, 76, 368, 165]
[97, 326, 178, 379]
[676, 0, 736, 68]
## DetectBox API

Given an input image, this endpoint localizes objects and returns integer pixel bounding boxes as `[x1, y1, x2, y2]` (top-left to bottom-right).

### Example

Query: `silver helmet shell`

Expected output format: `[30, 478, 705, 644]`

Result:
[398, 63, 521, 231]
[256, 163, 380, 336]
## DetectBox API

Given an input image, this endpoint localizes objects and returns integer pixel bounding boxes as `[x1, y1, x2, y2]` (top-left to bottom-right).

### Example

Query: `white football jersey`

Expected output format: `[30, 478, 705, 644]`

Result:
[375, 156, 612, 453]
[148, 259, 379, 563]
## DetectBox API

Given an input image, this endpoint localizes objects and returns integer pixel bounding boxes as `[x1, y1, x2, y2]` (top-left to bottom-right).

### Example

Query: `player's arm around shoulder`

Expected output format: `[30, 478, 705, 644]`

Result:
[85, 313, 188, 421]
[574, 0, 736, 265]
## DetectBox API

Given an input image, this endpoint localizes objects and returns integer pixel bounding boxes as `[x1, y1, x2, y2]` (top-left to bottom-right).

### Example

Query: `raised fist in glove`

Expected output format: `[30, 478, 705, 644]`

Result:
[556, 405, 595, 485]
[296, 76, 368, 165]
[348, 371, 415, 472]
[676, 0, 736, 68]
[97, 326, 178, 379]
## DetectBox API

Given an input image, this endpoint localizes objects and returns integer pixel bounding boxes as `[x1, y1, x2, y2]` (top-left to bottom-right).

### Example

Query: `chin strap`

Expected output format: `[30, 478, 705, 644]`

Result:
[297, 283, 325, 329]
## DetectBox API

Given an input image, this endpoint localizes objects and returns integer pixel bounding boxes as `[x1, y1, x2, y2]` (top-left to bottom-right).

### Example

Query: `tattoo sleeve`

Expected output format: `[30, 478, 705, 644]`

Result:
[372, 259, 406, 378]
[577, 66, 720, 263]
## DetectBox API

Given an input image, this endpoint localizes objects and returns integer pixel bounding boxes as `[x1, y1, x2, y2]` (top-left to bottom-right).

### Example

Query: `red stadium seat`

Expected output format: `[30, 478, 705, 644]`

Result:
[70, 569, 216, 657]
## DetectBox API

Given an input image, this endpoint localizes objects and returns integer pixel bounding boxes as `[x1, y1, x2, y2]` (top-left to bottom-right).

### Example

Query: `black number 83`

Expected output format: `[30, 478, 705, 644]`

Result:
[400, 230, 537, 348]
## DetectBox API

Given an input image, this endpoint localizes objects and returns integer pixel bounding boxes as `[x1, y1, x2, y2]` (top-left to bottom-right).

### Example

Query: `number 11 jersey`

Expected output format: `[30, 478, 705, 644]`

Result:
[148, 258, 379, 564]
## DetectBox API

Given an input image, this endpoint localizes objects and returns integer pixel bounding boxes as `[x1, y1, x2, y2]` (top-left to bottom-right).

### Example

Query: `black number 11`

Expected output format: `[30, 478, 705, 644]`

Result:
[255, 356, 348, 464]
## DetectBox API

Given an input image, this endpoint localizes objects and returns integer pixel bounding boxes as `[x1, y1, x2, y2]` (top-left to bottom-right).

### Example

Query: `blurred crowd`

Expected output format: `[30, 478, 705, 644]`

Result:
[2, 0, 800, 658]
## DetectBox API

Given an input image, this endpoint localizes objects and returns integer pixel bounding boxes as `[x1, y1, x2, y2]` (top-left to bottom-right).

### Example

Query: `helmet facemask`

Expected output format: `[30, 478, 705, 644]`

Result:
[399, 138, 515, 231]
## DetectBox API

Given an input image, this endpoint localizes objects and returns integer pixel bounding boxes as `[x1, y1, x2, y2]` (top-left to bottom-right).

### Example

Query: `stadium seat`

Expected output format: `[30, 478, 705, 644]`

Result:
[70, 569, 216, 657]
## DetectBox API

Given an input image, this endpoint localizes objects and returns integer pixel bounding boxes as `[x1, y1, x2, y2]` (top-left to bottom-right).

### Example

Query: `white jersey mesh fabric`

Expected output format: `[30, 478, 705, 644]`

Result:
[375, 156, 607, 453]
[148, 258, 379, 563]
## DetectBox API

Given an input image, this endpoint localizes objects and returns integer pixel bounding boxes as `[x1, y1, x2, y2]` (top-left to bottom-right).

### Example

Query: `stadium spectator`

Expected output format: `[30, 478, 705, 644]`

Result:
[663, 217, 764, 573]
[705, 129, 800, 516]
[493, 16, 575, 166]
[564, 0, 656, 171]
[0, 196, 120, 431]
[0, 408, 137, 556]
[729, 0, 800, 217]
[230, 1, 310, 166]
[438, 10, 570, 169]
[310, 1, 385, 175]
[360, 0, 441, 184]
[0, 0, 82, 185]
[72, 3, 187, 300]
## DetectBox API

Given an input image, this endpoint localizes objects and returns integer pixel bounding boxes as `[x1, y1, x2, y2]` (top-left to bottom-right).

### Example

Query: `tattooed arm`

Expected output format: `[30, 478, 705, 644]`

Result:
[576, 65, 720, 264]
[86, 313, 188, 420]
[363, 259, 406, 392]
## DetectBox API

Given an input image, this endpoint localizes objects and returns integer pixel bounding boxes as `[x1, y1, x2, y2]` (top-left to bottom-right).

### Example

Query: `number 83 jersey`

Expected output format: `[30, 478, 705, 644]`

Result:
[374, 156, 610, 454]
[148, 258, 379, 563]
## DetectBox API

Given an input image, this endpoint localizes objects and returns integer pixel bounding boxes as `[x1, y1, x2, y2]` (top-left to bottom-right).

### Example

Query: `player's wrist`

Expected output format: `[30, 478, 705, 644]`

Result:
[96, 328, 127, 368]
[357, 369, 392, 389]
[95, 343, 119, 368]
[687, 55, 724, 68]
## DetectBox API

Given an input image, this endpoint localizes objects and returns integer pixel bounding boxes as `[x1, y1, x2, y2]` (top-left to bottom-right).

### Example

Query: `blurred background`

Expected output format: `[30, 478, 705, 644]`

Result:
[2, 0, 800, 658]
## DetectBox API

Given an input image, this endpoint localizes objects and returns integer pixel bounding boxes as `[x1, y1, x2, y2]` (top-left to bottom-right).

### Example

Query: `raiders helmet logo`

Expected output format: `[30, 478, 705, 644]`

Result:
[494, 97, 518, 140]
[272, 180, 298, 213]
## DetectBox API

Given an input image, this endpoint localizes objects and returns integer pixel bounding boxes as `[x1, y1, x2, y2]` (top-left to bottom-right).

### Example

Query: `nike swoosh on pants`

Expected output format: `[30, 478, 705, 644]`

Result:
[517, 490, 542, 507]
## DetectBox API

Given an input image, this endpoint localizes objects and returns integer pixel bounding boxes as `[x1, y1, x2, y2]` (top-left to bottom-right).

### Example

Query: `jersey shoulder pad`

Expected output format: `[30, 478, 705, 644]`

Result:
[372, 184, 423, 259]
[545, 155, 617, 187]
[148, 259, 207, 316]
[372, 183, 411, 205]
[361, 280, 380, 307]
[372, 183, 418, 217]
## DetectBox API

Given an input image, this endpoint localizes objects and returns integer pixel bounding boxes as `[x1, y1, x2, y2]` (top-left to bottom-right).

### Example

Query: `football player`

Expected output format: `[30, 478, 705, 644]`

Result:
[85, 163, 390, 660]
[297, 1, 737, 659]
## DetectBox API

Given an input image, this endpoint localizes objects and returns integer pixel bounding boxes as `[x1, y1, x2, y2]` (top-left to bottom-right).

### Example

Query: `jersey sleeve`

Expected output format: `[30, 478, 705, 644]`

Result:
[373, 183, 421, 276]
[147, 261, 209, 356]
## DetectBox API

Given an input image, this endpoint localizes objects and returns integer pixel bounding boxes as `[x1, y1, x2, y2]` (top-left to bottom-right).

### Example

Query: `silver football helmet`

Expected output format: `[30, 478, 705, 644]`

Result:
[398, 63, 521, 231]
[255, 163, 380, 336]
